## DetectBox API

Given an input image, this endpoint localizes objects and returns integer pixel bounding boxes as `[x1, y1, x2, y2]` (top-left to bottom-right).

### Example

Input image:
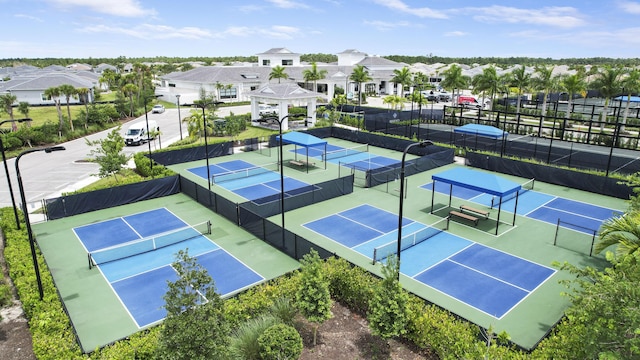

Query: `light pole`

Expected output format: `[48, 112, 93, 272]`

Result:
[271, 114, 305, 249]
[176, 94, 183, 140]
[191, 100, 222, 191]
[397, 140, 432, 280]
[15, 145, 66, 300]
[1, 118, 32, 229]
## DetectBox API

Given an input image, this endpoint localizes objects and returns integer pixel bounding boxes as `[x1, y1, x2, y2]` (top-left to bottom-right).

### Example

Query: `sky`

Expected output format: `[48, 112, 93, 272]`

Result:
[1, 0, 640, 60]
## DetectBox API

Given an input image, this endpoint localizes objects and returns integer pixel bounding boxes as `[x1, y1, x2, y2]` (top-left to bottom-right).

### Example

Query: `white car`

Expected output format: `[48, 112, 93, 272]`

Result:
[151, 104, 165, 114]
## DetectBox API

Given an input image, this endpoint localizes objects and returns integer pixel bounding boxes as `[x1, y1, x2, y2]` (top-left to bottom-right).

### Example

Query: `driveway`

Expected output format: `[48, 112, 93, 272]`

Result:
[0, 105, 249, 211]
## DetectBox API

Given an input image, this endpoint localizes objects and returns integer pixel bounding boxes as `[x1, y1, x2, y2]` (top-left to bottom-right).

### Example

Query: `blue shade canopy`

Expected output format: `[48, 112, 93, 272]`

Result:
[614, 95, 640, 103]
[276, 131, 327, 147]
[453, 124, 509, 139]
[432, 168, 520, 197]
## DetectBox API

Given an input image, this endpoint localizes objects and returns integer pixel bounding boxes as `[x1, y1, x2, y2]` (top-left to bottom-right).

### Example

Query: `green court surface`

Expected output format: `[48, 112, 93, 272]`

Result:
[274, 157, 625, 350]
[33, 137, 627, 352]
[33, 193, 300, 352]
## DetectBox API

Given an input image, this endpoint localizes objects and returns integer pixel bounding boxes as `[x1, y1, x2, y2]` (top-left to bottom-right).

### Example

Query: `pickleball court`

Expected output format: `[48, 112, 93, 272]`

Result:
[74, 207, 264, 328]
[303, 204, 555, 318]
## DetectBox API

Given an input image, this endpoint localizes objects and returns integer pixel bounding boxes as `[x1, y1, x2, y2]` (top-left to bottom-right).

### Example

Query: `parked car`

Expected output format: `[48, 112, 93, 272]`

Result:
[151, 104, 165, 113]
[438, 92, 451, 102]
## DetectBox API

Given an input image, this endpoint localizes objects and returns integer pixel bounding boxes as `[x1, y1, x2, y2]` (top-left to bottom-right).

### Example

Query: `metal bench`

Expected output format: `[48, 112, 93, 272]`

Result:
[460, 205, 489, 219]
[449, 210, 479, 226]
[289, 159, 315, 167]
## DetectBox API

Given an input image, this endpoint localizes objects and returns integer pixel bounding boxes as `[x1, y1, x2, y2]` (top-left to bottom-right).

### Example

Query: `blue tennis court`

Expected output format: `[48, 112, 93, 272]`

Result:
[421, 180, 622, 234]
[73, 208, 264, 328]
[303, 204, 555, 318]
[293, 144, 400, 170]
[187, 160, 319, 204]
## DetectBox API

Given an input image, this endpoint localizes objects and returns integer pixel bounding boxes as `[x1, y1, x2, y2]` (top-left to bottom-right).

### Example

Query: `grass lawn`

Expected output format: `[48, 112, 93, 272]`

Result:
[9, 105, 85, 128]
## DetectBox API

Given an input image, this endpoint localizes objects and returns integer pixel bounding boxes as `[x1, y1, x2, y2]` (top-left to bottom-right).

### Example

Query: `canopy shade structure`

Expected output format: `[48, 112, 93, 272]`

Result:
[430, 168, 521, 235]
[453, 124, 509, 139]
[453, 124, 509, 155]
[275, 131, 328, 172]
[614, 95, 640, 103]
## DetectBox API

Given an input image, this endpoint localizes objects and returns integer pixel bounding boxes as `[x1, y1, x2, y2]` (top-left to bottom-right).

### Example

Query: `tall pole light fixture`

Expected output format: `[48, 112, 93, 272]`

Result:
[15, 145, 66, 300]
[176, 94, 183, 140]
[143, 100, 154, 177]
[270, 114, 304, 249]
[396, 140, 432, 280]
[1, 118, 32, 229]
[191, 100, 223, 191]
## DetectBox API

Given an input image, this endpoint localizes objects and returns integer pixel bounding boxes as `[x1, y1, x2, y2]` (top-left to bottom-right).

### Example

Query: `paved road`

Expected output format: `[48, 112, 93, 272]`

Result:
[0, 105, 250, 211]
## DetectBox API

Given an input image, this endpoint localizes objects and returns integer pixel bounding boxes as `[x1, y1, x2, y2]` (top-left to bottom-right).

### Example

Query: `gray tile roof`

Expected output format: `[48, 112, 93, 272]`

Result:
[5, 73, 93, 91]
[247, 83, 319, 100]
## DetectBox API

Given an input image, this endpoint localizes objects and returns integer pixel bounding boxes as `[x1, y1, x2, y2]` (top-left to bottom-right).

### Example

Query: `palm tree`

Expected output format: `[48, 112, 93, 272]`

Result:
[440, 64, 468, 104]
[349, 65, 372, 108]
[595, 212, 640, 257]
[269, 66, 288, 83]
[58, 84, 77, 132]
[382, 95, 405, 110]
[391, 66, 412, 97]
[44, 86, 65, 135]
[531, 65, 557, 135]
[509, 65, 531, 114]
[122, 83, 139, 117]
[559, 74, 586, 121]
[472, 66, 502, 110]
[591, 66, 623, 131]
[302, 62, 328, 93]
[620, 69, 640, 132]
[0, 93, 17, 130]
[76, 87, 90, 129]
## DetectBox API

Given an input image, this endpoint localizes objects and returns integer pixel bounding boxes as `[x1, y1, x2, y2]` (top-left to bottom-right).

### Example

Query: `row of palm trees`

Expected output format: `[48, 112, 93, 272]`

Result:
[437, 64, 640, 129]
[268, 63, 373, 108]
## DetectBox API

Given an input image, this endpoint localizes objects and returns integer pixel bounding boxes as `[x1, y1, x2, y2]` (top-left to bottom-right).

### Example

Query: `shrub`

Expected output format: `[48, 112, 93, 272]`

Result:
[257, 323, 303, 360]
[229, 315, 280, 360]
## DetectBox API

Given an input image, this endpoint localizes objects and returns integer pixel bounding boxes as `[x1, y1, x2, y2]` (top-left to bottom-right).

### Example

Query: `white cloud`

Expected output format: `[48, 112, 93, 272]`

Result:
[14, 14, 44, 22]
[45, 0, 154, 17]
[618, 1, 640, 14]
[266, 0, 310, 9]
[78, 24, 215, 40]
[467, 6, 586, 28]
[444, 31, 467, 37]
[371, 0, 448, 19]
[363, 20, 412, 31]
[259, 25, 301, 39]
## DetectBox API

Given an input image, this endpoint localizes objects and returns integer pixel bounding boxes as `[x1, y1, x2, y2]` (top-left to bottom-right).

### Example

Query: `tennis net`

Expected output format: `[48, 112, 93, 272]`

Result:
[88, 220, 212, 268]
[491, 178, 535, 209]
[323, 144, 369, 161]
[372, 217, 449, 264]
[211, 163, 279, 184]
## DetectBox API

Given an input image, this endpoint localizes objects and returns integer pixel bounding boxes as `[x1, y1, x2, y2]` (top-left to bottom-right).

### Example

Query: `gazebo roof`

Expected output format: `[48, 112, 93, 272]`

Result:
[248, 83, 320, 101]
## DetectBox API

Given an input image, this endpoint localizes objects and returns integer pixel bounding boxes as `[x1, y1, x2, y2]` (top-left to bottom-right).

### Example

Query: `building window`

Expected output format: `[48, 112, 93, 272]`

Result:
[41, 93, 51, 101]
[282, 59, 293, 66]
[220, 87, 237, 99]
[262, 59, 270, 66]
[169, 83, 176, 88]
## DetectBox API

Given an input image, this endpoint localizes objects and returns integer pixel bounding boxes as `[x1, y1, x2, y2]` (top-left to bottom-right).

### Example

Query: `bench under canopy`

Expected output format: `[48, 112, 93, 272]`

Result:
[430, 168, 521, 235]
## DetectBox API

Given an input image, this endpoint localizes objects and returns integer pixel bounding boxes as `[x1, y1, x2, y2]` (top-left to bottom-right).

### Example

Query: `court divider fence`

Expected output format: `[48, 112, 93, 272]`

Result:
[45, 175, 181, 220]
[465, 152, 633, 199]
[179, 174, 353, 261]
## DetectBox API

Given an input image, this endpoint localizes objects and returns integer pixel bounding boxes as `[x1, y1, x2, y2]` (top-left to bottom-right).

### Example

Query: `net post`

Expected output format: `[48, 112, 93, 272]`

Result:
[553, 218, 560, 246]
[590, 230, 596, 257]
[207, 220, 212, 235]
[88, 253, 92, 270]
[372, 249, 377, 265]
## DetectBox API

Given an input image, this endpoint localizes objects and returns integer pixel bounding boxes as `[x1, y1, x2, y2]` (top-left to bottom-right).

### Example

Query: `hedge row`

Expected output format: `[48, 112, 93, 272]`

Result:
[3, 206, 534, 359]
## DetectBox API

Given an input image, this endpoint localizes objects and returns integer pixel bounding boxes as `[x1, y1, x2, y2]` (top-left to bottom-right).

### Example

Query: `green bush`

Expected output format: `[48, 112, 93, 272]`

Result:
[229, 315, 279, 360]
[257, 323, 303, 360]
[133, 152, 175, 178]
